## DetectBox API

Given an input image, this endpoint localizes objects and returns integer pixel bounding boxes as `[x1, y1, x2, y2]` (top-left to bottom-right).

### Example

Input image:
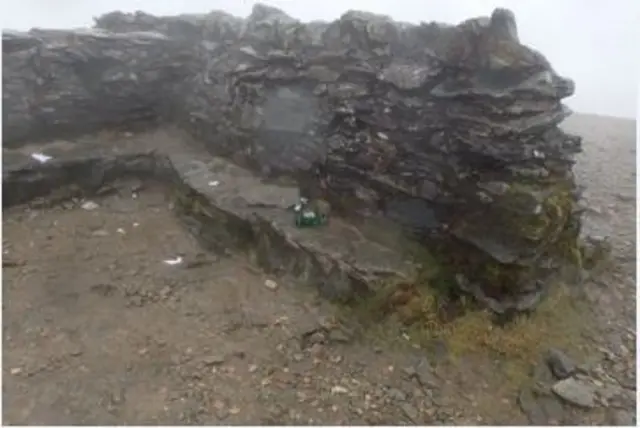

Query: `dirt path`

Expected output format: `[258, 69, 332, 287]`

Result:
[2, 114, 636, 425]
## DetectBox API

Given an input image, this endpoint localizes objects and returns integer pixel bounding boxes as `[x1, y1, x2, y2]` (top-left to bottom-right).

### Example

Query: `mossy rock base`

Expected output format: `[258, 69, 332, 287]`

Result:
[344, 276, 595, 391]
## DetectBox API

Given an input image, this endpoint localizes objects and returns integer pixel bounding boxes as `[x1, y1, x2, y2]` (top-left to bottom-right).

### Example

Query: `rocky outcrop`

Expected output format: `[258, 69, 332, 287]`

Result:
[2, 28, 191, 143]
[2, 4, 584, 314]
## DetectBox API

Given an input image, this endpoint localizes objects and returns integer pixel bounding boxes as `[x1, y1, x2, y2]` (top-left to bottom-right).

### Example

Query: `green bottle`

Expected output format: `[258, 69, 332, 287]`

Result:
[293, 198, 329, 228]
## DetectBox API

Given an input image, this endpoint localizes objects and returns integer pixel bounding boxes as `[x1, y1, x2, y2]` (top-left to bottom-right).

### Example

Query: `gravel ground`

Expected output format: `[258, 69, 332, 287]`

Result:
[2, 114, 636, 425]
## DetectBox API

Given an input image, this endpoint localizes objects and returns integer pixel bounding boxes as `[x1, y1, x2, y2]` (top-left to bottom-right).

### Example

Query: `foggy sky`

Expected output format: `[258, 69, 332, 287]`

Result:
[3, 0, 639, 119]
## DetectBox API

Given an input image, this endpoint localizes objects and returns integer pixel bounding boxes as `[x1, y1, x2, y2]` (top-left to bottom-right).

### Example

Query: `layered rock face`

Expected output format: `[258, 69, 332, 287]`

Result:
[2, 4, 583, 313]
[2, 28, 192, 143]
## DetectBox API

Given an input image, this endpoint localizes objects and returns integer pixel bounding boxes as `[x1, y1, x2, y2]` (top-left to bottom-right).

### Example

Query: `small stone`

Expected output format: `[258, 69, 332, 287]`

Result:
[329, 354, 343, 364]
[10, 367, 22, 375]
[307, 332, 326, 346]
[331, 385, 348, 394]
[328, 329, 351, 343]
[110, 387, 127, 407]
[214, 407, 229, 420]
[403, 367, 417, 378]
[399, 402, 420, 423]
[203, 355, 226, 366]
[546, 348, 576, 379]
[248, 364, 258, 373]
[387, 388, 407, 401]
[552, 378, 596, 408]
[413, 359, 436, 388]
[229, 407, 240, 415]
[317, 315, 338, 330]
[264, 279, 278, 290]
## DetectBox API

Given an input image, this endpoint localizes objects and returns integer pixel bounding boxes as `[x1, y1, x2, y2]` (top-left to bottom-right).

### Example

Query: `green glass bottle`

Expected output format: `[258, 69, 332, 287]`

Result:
[293, 198, 328, 228]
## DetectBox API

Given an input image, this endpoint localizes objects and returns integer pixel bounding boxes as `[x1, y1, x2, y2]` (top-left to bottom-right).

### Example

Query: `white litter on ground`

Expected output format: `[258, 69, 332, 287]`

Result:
[264, 279, 278, 290]
[208, 180, 220, 187]
[30, 153, 52, 163]
[163, 256, 183, 266]
[330, 385, 348, 394]
[116, 228, 126, 235]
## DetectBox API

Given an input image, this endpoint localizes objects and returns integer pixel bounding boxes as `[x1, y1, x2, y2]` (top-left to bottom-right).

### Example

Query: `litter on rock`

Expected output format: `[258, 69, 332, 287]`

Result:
[81, 201, 100, 211]
[163, 256, 183, 266]
[30, 153, 52, 164]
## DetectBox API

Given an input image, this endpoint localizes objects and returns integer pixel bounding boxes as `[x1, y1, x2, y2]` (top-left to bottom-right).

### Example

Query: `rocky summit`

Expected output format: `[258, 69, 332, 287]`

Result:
[2, 4, 584, 314]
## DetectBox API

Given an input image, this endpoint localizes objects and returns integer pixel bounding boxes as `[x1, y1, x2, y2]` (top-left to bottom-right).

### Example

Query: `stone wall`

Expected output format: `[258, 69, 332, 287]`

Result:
[2, 28, 191, 143]
[2, 4, 584, 313]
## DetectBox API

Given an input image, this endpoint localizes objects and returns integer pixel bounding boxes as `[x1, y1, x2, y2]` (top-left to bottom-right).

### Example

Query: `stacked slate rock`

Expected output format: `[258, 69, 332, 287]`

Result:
[3, 4, 584, 314]
[2, 27, 191, 145]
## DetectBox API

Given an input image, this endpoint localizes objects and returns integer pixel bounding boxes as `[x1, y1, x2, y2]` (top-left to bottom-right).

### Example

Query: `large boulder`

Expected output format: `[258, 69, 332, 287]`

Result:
[2, 4, 584, 314]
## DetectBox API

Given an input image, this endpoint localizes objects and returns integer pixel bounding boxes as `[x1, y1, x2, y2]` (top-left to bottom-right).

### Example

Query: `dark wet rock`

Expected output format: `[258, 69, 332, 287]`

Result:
[518, 387, 566, 425]
[552, 378, 596, 408]
[546, 348, 576, 380]
[399, 402, 420, 423]
[406, 357, 437, 389]
[3, 3, 584, 314]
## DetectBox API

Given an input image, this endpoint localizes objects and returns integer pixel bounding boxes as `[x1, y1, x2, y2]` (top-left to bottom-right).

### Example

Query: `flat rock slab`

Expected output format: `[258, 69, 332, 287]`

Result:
[3, 128, 415, 301]
[552, 378, 597, 408]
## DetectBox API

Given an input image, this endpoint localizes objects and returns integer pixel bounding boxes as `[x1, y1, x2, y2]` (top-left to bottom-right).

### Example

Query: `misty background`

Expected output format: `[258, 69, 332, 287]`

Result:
[3, 0, 638, 119]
